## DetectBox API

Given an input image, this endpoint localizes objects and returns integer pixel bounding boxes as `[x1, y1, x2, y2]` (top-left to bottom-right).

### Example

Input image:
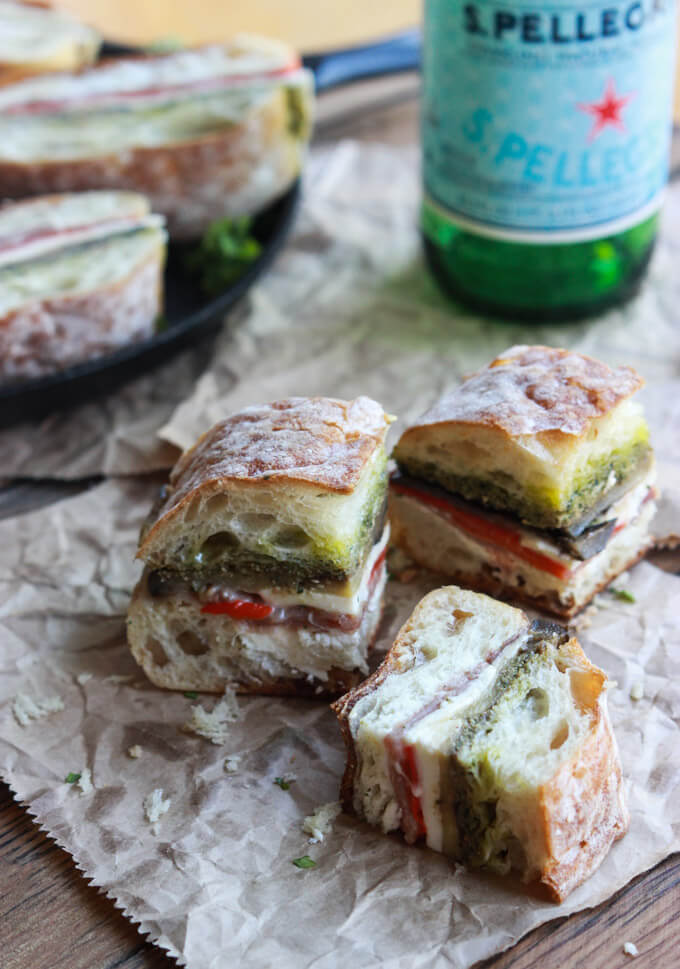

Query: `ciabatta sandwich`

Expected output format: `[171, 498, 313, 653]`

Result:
[333, 585, 628, 902]
[0, 1, 100, 85]
[127, 397, 393, 697]
[0, 190, 166, 381]
[390, 346, 656, 618]
[0, 37, 314, 238]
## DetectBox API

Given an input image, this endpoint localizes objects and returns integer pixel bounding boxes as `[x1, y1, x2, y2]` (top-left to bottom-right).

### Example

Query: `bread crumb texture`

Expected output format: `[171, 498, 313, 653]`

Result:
[182, 689, 241, 744]
[303, 801, 342, 843]
[127, 744, 143, 759]
[12, 692, 64, 726]
[144, 788, 171, 834]
[623, 941, 639, 957]
[77, 767, 93, 796]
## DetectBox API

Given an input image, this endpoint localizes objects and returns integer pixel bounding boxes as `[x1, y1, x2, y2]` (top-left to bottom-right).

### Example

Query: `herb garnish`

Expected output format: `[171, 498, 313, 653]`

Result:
[65, 772, 81, 784]
[274, 776, 293, 791]
[183, 691, 198, 700]
[292, 855, 316, 869]
[610, 588, 636, 603]
[185, 216, 261, 296]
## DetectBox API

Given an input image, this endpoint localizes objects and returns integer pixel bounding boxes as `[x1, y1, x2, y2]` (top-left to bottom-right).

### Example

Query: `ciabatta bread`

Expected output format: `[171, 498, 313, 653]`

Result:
[0, 191, 166, 380]
[0, 1, 100, 84]
[393, 345, 649, 531]
[0, 37, 314, 238]
[390, 346, 656, 618]
[128, 397, 394, 696]
[333, 585, 628, 902]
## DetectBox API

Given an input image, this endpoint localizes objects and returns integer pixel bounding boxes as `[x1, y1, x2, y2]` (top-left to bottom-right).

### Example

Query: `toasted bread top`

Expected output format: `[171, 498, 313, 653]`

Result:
[399, 345, 643, 442]
[138, 396, 393, 559]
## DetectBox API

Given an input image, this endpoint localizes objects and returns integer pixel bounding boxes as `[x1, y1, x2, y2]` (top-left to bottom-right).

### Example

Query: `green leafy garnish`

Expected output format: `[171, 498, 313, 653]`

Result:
[186, 217, 261, 296]
[65, 772, 81, 784]
[183, 691, 198, 700]
[610, 588, 636, 603]
[154, 313, 169, 334]
[292, 855, 316, 869]
[274, 776, 292, 791]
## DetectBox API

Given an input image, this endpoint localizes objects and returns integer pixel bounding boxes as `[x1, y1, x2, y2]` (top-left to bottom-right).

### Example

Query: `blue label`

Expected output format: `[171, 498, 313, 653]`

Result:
[423, 0, 677, 239]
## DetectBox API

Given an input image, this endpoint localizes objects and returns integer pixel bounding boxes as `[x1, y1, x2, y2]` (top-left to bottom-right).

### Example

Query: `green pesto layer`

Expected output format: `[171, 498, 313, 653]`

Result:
[153, 458, 388, 590]
[449, 623, 568, 874]
[395, 433, 650, 531]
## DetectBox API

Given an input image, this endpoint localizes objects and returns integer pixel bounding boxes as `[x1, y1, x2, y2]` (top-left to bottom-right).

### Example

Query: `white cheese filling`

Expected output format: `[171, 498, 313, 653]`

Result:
[254, 525, 390, 617]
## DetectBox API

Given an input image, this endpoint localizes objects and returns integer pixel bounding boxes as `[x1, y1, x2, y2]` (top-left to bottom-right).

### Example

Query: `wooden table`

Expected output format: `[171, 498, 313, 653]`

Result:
[1, 80, 679, 969]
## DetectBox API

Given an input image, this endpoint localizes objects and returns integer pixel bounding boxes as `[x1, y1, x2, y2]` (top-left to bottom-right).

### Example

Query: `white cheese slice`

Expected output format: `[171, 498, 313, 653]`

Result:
[257, 525, 390, 617]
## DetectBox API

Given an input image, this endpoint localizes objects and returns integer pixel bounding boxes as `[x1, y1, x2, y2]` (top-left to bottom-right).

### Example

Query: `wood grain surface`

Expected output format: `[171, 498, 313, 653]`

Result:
[1, 79, 680, 969]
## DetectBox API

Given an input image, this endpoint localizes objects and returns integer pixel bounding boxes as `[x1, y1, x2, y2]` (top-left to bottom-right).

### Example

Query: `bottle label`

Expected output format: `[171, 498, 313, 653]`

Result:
[422, 0, 677, 242]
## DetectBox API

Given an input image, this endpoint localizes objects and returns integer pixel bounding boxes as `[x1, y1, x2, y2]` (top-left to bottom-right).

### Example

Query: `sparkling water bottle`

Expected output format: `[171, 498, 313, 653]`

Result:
[422, 0, 678, 319]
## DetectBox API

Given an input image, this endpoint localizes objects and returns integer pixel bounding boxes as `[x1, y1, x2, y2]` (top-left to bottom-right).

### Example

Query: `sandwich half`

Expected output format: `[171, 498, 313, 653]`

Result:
[0, 1, 100, 85]
[333, 585, 628, 902]
[127, 396, 393, 696]
[390, 345, 656, 618]
[0, 190, 166, 381]
[0, 36, 314, 238]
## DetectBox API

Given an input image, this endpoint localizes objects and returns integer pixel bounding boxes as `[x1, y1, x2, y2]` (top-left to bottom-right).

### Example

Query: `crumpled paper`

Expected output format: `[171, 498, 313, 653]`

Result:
[3, 140, 680, 481]
[0, 477, 679, 969]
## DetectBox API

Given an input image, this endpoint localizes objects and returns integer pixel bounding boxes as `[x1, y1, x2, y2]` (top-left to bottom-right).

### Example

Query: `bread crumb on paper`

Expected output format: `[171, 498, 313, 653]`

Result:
[104, 674, 135, 685]
[12, 692, 64, 727]
[629, 681, 644, 701]
[76, 672, 93, 685]
[303, 801, 342, 843]
[127, 745, 143, 759]
[182, 690, 241, 745]
[223, 754, 241, 773]
[144, 788, 171, 834]
[77, 767, 93, 796]
[623, 941, 639, 957]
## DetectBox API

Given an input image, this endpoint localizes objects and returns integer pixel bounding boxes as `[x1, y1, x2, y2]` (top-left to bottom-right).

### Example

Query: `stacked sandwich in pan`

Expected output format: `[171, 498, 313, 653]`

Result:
[124, 343, 657, 902]
[0, 1, 314, 379]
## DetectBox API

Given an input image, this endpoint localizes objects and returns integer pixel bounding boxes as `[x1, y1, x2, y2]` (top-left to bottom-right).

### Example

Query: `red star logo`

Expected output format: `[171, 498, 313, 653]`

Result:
[577, 79, 634, 142]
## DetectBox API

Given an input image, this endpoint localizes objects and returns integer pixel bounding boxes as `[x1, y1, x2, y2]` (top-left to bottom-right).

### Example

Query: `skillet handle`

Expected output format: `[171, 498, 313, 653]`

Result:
[302, 29, 421, 93]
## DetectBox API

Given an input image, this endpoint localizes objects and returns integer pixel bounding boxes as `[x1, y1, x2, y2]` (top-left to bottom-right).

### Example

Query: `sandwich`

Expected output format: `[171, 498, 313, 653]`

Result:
[333, 585, 628, 902]
[0, 190, 166, 381]
[0, 1, 100, 85]
[390, 345, 656, 618]
[0, 36, 314, 238]
[127, 396, 393, 697]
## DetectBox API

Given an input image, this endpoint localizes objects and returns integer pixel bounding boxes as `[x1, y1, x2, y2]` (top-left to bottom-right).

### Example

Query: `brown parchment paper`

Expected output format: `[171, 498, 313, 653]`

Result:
[0, 476, 679, 969]
[3, 140, 680, 481]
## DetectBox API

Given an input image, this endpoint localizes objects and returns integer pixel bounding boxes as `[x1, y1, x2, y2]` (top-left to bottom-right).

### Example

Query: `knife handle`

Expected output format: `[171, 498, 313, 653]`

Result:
[303, 29, 421, 93]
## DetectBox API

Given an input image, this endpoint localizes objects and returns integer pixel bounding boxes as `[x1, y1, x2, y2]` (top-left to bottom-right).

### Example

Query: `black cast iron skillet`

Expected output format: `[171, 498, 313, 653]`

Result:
[0, 31, 420, 427]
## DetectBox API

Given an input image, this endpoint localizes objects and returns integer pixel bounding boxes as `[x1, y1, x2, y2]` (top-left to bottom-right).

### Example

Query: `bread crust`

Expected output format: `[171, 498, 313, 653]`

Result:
[397, 345, 643, 448]
[0, 241, 164, 380]
[138, 396, 391, 559]
[0, 85, 310, 239]
[333, 600, 628, 902]
[538, 698, 629, 901]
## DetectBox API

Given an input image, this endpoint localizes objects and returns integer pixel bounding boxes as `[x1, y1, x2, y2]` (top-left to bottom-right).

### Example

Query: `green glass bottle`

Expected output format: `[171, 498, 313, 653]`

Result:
[422, 0, 677, 321]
